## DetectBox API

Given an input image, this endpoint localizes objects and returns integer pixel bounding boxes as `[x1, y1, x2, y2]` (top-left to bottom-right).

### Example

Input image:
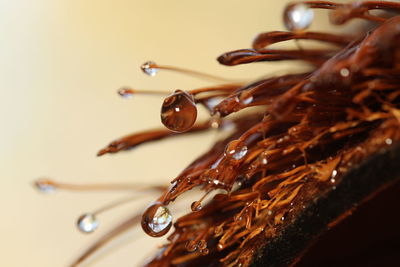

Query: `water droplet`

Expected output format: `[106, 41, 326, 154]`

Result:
[217, 243, 224, 250]
[239, 91, 254, 105]
[141, 61, 158, 76]
[118, 87, 134, 98]
[34, 178, 56, 193]
[186, 240, 197, 252]
[200, 248, 209, 255]
[385, 138, 393, 145]
[224, 140, 248, 161]
[77, 213, 98, 233]
[340, 68, 350, 77]
[214, 226, 223, 236]
[161, 89, 197, 132]
[191, 201, 202, 212]
[331, 169, 338, 178]
[198, 239, 207, 250]
[141, 202, 173, 237]
[284, 3, 314, 31]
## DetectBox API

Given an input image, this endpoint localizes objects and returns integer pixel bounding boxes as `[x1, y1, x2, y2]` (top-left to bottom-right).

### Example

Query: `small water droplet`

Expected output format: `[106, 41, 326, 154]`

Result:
[200, 248, 209, 255]
[77, 213, 98, 233]
[198, 239, 207, 250]
[141, 61, 158, 76]
[141, 202, 173, 237]
[331, 169, 338, 178]
[267, 210, 273, 215]
[161, 89, 197, 132]
[191, 201, 202, 212]
[214, 226, 223, 236]
[239, 91, 254, 105]
[330, 178, 336, 183]
[284, 3, 314, 31]
[340, 68, 350, 77]
[186, 240, 197, 252]
[34, 178, 56, 193]
[217, 243, 224, 250]
[224, 140, 248, 161]
[385, 138, 393, 145]
[210, 113, 221, 129]
[118, 87, 134, 98]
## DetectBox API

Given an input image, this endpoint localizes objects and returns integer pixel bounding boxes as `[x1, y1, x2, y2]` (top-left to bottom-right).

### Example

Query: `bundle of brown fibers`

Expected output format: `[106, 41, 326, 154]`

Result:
[70, 1, 400, 266]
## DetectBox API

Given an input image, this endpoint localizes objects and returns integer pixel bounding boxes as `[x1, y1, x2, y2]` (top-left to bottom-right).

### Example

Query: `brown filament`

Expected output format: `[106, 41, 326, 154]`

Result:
[60, 1, 400, 267]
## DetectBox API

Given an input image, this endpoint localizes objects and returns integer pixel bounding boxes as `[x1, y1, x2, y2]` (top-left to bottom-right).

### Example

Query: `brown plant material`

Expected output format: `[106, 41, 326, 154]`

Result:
[77, 1, 400, 266]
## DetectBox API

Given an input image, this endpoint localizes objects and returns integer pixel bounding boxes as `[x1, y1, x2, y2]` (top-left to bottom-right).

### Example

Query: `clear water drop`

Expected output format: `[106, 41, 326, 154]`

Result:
[77, 213, 98, 233]
[34, 178, 56, 193]
[191, 201, 202, 212]
[161, 89, 197, 132]
[284, 3, 314, 31]
[224, 140, 248, 161]
[118, 87, 134, 98]
[141, 202, 173, 237]
[141, 61, 158, 76]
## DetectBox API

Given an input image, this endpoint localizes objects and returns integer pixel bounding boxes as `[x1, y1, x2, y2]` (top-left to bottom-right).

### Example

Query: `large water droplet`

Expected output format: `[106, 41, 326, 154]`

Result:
[284, 3, 314, 31]
[77, 213, 98, 233]
[118, 87, 134, 98]
[141, 61, 158, 76]
[161, 89, 197, 132]
[224, 140, 248, 161]
[141, 202, 173, 237]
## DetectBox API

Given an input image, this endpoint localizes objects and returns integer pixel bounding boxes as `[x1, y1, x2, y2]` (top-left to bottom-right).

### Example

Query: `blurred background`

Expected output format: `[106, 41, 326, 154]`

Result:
[0, 0, 345, 266]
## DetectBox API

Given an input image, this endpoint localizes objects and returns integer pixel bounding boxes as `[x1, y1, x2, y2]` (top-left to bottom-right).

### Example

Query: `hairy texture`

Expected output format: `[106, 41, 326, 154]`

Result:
[91, 1, 400, 266]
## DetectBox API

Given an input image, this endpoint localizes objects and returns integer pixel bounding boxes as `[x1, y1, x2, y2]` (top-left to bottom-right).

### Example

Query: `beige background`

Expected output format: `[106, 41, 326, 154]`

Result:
[0, 1, 347, 266]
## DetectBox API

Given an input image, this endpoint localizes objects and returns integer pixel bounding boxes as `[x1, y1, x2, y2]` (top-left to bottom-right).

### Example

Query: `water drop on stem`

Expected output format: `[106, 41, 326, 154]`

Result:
[284, 3, 314, 32]
[141, 202, 173, 237]
[141, 61, 158, 76]
[161, 89, 197, 132]
[224, 140, 248, 161]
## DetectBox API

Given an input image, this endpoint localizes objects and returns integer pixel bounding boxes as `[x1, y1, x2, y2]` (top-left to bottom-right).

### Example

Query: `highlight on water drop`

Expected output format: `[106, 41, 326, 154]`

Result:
[77, 213, 99, 233]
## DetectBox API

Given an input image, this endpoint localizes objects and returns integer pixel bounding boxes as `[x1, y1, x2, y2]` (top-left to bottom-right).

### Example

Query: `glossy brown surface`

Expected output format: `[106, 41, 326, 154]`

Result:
[78, 1, 400, 266]
[161, 90, 198, 133]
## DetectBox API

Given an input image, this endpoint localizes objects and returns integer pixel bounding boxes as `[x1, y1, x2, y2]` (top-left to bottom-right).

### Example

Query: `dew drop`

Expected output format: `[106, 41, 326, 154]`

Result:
[340, 68, 350, 77]
[198, 239, 207, 250]
[161, 89, 197, 132]
[141, 61, 158, 76]
[239, 91, 254, 105]
[141, 202, 173, 237]
[385, 138, 393, 145]
[117, 87, 134, 98]
[186, 240, 197, 252]
[284, 3, 314, 31]
[224, 140, 248, 161]
[200, 248, 209, 255]
[77, 213, 98, 233]
[191, 201, 202, 212]
[34, 178, 56, 193]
